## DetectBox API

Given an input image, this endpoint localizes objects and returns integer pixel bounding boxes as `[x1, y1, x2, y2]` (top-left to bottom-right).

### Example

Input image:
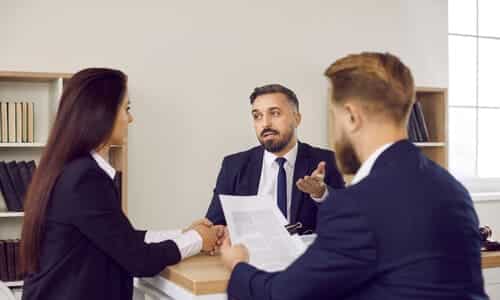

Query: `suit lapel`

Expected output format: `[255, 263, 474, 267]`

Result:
[238, 146, 264, 195]
[290, 142, 310, 224]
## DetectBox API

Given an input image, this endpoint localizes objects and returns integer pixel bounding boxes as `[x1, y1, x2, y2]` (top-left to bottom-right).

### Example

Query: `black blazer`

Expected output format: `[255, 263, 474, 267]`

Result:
[206, 141, 345, 234]
[22, 155, 181, 300]
[227, 140, 487, 300]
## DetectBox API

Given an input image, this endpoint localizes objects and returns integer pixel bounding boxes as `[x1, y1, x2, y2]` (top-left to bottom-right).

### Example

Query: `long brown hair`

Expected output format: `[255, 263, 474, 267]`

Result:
[20, 68, 127, 273]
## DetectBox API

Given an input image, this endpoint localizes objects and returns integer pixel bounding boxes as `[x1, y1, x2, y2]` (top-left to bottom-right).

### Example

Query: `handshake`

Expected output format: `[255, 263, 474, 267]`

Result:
[183, 218, 226, 255]
[184, 218, 250, 271]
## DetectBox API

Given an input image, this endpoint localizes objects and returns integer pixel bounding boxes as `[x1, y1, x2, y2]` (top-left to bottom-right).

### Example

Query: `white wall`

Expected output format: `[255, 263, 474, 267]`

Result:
[0, 0, 450, 229]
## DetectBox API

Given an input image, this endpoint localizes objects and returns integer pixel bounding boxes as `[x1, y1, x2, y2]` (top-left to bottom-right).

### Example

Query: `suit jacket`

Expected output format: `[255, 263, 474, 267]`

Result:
[227, 140, 487, 300]
[22, 155, 181, 300]
[206, 141, 345, 234]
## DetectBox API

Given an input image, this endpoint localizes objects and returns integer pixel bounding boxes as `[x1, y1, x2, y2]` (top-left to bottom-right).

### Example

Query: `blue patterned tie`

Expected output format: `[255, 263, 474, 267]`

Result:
[276, 157, 287, 219]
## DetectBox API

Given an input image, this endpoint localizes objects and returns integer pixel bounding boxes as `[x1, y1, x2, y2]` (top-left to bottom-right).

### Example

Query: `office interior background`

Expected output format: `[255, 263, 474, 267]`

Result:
[0, 0, 499, 250]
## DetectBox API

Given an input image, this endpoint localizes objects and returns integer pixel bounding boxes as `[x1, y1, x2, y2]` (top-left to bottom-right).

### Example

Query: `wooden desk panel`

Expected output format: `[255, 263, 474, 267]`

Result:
[160, 254, 230, 295]
[482, 251, 500, 269]
[161, 252, 500, 295]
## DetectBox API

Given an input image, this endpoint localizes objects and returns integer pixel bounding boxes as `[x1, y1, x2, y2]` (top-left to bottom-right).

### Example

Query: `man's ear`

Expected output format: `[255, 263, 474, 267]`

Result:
[294, 111, 302, 128]
[343, 102, 363, 134]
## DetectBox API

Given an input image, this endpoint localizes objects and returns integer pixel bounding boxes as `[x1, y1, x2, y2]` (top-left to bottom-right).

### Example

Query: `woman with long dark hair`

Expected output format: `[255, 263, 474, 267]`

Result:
[20, 68, 221, 300]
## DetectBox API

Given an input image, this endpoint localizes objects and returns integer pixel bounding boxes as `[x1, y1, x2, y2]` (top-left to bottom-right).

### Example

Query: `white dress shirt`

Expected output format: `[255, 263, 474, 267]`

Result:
[90, 151, 202, 259]
[349, 143, 394, 186]
[257, 142, 298, 222]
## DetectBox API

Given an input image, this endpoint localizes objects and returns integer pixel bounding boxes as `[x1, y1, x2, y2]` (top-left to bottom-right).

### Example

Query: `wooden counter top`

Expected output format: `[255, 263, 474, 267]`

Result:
[160, 251, 500, 295]
[482, 251, 500, 269]
[159, 254, 230, 295]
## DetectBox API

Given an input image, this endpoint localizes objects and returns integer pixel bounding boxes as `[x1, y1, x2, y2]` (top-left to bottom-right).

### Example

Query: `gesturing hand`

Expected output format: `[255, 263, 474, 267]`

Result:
[296, 161, 326, 198]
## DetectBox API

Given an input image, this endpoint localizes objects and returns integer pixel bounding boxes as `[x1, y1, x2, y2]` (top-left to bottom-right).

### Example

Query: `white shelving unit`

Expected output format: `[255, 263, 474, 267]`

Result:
[5, 281, 23, 288]
[0, 212, 24, 218]
[0, 143, 46, 148]
[0, 71, 71, 292]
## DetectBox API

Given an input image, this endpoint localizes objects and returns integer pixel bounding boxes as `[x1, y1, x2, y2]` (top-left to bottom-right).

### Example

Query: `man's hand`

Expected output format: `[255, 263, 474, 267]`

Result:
[184, 218, 225, 254]
[211, 225, 226, 255]
[296, 161, 326, 198]
[192, 223, 220, 252]
[183, 218, 213, 233]
[220, 228, 249, 271]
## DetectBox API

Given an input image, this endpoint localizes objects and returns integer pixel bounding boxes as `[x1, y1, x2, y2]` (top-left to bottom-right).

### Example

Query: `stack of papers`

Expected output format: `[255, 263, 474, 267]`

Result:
[220, 195, 307, 272]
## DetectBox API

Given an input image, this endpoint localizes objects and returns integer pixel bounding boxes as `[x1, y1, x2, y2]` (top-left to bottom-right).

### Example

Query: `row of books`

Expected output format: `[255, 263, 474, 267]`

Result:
[0, 239, 21, 282]
[0, 160, 37, 212]
[0, 102, 35, 143]
[407, 101, 430, 142]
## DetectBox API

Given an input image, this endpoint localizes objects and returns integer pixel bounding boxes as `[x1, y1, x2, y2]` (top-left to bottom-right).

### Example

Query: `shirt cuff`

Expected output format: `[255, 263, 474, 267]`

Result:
[171, 230, 203, 260]
[311, 188, 329, 203]
[145, 229, 203, 260]
[144, 230, 182, 243]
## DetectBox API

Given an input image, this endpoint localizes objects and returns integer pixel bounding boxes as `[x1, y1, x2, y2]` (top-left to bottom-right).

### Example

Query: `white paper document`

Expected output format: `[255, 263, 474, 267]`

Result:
[220, 194, 307, 272]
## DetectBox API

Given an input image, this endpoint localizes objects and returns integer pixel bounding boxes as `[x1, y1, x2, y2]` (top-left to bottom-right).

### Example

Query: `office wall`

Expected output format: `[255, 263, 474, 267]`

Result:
[0, 0, 450, 229]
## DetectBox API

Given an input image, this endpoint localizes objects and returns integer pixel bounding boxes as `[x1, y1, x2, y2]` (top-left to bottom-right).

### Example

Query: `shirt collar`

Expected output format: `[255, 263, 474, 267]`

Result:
[350, 142, 394, 186]
[90, 151, 116, 179]
[263, 141, 299, 168]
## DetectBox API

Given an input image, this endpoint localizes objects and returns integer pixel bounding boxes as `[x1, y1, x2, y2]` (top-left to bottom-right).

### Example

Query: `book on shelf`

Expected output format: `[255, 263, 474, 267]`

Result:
[0, 160, 37, 212]
[0, 239, 22, 282]
[0, 101, 35, 144]
[407, 101, 430, 143]
[22, 102, 28, 143]
[26, 160, 36, 181]
[27, 102, 34, 143]
[414, 102, 430, 141]
[1, 103, 7, 143]
[15, 103, 22, 143]
[7, 102, 16, 143]
[14, 241, 21, 281]
[6, 161, 27, 207]
[6, 239, 16, 281]
[0, 240, 7, 281]
[0, 192, 6, 212]
[0, 162, 22, 212]
[18, 161, 31, 192]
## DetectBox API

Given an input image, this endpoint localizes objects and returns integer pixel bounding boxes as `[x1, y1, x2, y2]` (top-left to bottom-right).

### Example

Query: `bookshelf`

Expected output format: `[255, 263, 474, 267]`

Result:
[413, 87, 448, 169]
[0, 71, 129, 289]
[328, 87, 448, 182]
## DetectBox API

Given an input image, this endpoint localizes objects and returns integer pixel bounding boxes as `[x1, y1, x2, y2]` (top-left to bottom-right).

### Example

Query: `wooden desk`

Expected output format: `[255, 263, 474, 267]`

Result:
[482, 251, 500, 269]
[135, 252, 500, 300]
[135, 254, 229, 300]
[481, 251, 500, 298]
[159, 254, 230, 295]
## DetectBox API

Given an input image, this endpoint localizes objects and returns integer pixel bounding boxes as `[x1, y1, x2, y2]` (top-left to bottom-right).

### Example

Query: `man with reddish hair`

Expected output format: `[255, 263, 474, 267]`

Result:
[220, 52, 487, 300]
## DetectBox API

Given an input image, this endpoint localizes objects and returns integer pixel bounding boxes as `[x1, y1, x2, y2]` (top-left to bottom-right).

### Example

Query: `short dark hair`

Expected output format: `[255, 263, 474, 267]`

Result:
[249, 84, 299, 111]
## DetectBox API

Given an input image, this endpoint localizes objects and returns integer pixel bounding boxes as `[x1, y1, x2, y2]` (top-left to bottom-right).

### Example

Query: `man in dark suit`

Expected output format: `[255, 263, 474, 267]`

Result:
[205, 84, 345, 234]
[220, 52, 487, 300]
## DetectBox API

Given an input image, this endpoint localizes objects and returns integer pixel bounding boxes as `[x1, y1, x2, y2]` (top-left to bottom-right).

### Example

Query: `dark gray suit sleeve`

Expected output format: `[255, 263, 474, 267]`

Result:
[226, 187, 377, 300]
[67, 170, 181, 277]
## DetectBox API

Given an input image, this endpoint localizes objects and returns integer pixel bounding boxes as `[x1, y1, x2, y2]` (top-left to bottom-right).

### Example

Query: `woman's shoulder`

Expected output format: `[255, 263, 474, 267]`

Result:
[56, 155, 110, 191]
[49, 155, 117, 220]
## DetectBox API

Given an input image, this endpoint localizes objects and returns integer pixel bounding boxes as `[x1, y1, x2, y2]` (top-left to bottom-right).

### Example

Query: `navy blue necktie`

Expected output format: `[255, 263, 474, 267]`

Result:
[276, 157, 287, 219]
